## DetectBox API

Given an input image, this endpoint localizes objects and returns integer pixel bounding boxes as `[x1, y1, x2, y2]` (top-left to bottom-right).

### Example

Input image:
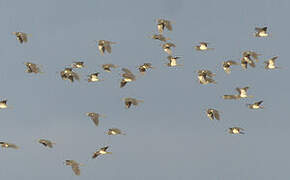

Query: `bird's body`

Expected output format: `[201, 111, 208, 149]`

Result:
[71, 62, 85, 69]
[236, 87, 253, 98]
[86, 112, 103, 126]
[98, 40, 116, 55]
[120, 68, 136, 88]
[88, 73, 101, 82]
[195, 42, 213, 51]
[247, 101, 264, 109]
[92, 146, 112, 159]
[222, 60, 238, 74]
[162, 42, 176, 55]
[157, 19, 173, 34]
[254, 27, 269, 37]
[197, 70, 216, 84]
[264, 56, 278, 69]
[60, 68, 80, 82]
[138, 63, 153, 74]
[124, 98, 143, 108]
[108, 128, 125, 135]
[151, 34, 170, 42]
[0, 100, 8, 109]
[12, 32, 28, 43]
[228, 127, 245, 134]
[206, 109, 220, 120]
[25, 62, 42, 74]
[102, 64, 118, 72]
[166, 56, 182, 67]
[38, 139, 55, 148]
[0, 142, 19, 149]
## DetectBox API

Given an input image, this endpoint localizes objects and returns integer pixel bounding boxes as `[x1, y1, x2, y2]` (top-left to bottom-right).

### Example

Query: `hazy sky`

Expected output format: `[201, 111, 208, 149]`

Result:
[0, 0, 289, 179]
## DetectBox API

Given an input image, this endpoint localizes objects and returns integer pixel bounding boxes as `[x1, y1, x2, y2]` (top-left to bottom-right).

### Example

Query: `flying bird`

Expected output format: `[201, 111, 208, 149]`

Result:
[12, 32, 29, 44]
[222, 60, 238, 74]
[102, 64, 118, 72]
[65, 160, 83, 176]
[88, 72, 102, 82]
[206, 109, 220, 120]
[107, 128, 126, 135]
[25, 62, 42, 74]
[60, 68, 80, 82]
[38, 139, 55, 148]
[162, 42, 176, 55]
[166, 56, 183, 67]
[195, 42, 214, 51]
[264, 56, 279, 69]
[138, 63, 153, 74]
[0, 100, 9, 109]
[71, 62, 85, 69]
[123, 98, 143, 108]
[157, 19, 173, 34]
[247, 100, 264, 109]
[86, 112, 104, 127]
[236, 87, 253, 98]
[254, 27, 269, 37]
[151, 34, 170, 42]
[197, 70, 216, 84]
[228, 127, 245, 134]
[97, 40, 116, 55]
[0, 142, 19, 149]
[92, 146, 112, 159]
[120, 68, 136, 88]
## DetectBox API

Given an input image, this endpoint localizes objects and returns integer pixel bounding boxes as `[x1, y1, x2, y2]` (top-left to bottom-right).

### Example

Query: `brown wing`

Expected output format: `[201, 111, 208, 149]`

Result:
[255, 101, 263, 106]
[91, 115, 99, 126]
[165, 20, 172, 31]
[213, 109, 220, 120]
[71, 163, 80, 176]
[101, 146, 109, 151]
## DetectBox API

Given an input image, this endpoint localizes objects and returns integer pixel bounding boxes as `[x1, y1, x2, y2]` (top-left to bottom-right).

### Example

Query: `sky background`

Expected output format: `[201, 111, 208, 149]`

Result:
[0, 0, 289, 179]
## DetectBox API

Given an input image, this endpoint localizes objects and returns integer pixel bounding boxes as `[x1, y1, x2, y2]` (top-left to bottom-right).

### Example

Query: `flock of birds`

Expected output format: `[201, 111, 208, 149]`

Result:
[1, 20, 280, 176]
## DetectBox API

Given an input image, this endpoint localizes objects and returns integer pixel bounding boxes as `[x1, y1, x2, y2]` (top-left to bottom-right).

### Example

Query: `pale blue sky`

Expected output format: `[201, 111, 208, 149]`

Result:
[0, 0, 289, 179]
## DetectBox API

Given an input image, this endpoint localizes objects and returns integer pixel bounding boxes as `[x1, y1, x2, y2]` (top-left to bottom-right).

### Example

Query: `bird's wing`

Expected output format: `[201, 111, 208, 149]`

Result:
[213, 109, 220, 120]
[91, 116, 99, 126]
[72, 164, 80, 176]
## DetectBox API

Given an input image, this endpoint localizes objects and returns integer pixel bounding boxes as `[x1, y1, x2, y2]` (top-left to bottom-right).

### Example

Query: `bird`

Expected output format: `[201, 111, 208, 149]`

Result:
[0, 100, 9, 109]
[97, 40, 116, 55]
[264, 56, 279, 69]
[166, 56, 183, 67]
[157, 19, 173, 34]
[241, 52, 257, 69]
[197, 70, 216, 84]
[222, 60, 238, 74]
[86, 112, 104, 127]
[102, 64, 118, 72]
[123, 98, 143, 108]
[228, 127, 245, 134]
[195, 42, 213, 51]
[0, 142, 19, 149]
[236, 87, 253, 98]
[92, 146, 112, 159]
[247, 100, 264, 109]
[107, 128, 126, 135]
[254, 27, 269, 37]
[12, 32, 29, 44]
[71, 62, 85, 69]
[151, 34, 170, 42]
[25, 62, 42, 74]
[38, 139, 55, 148]
[138, 63, 153, 74]
[60, 67, 80, 82]
[206, 109, 220, 120]
[65, 160, 83, 176]
[88, 72, 102, 82]
[162, 42, 176, 55]
[120, 68, 136, 88]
